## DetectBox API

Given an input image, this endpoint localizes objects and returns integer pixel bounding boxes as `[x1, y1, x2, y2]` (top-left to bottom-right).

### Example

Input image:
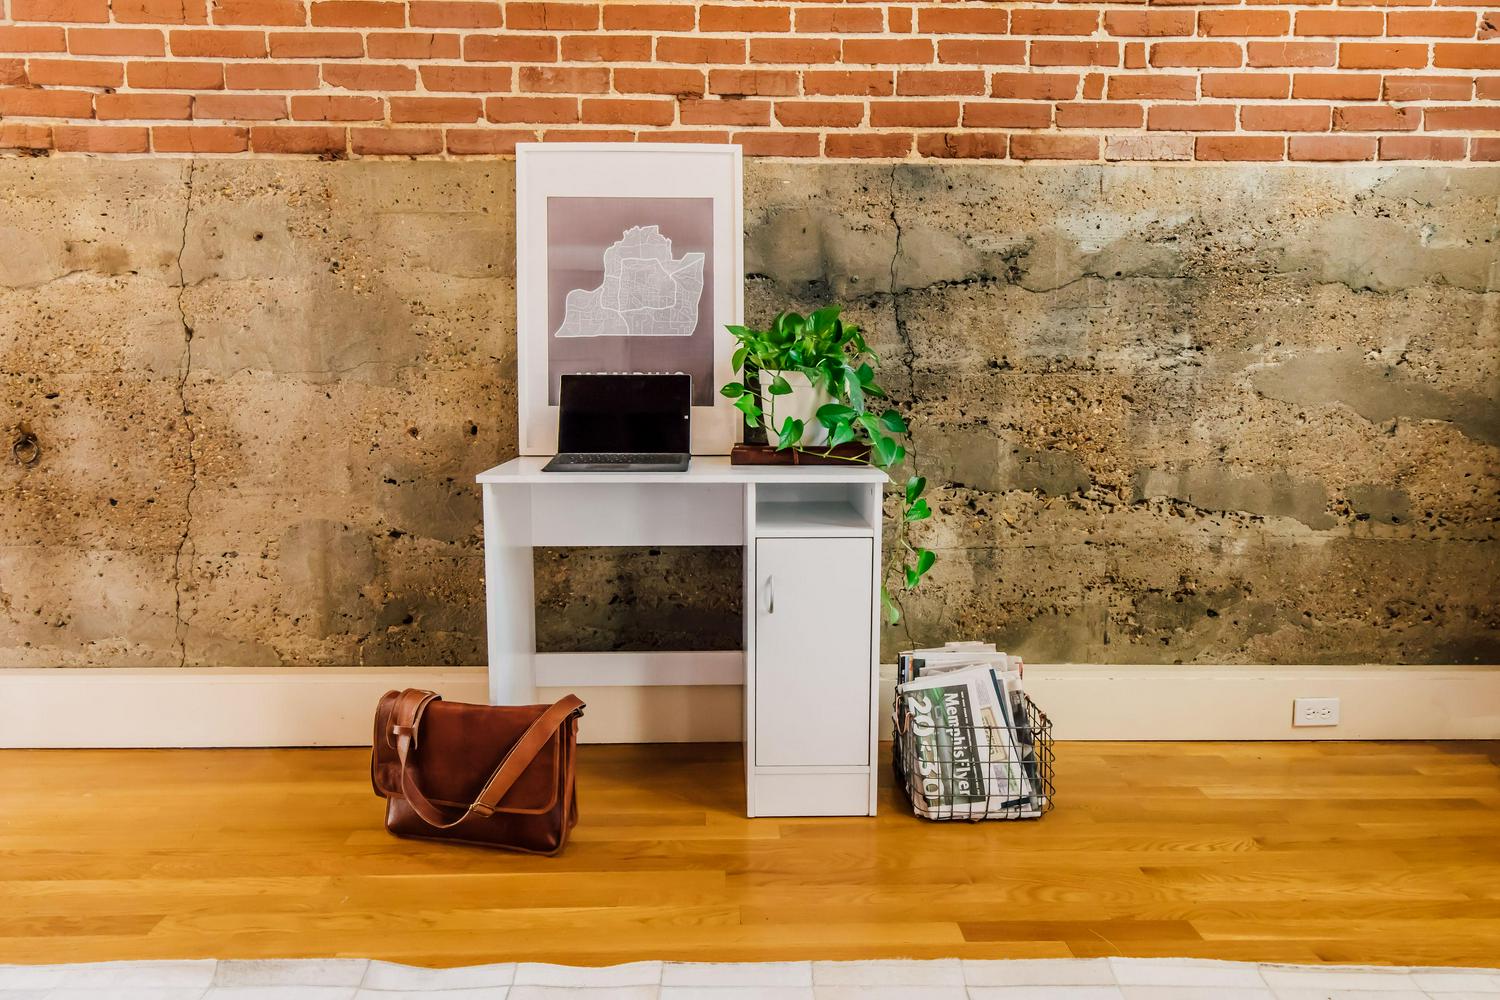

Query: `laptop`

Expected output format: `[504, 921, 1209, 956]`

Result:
[542, 373, 692, 473]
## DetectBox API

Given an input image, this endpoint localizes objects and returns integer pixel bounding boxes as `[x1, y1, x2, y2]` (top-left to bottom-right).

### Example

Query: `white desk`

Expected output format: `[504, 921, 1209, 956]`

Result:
[476, 456, 887, 816]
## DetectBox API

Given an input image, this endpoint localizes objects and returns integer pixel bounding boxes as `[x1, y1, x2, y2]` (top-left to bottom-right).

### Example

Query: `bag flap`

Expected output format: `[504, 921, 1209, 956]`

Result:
[372, 698, 563, 815]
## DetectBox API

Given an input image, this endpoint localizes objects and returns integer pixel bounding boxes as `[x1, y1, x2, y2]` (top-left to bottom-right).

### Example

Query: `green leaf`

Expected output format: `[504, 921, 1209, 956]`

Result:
[775, 417, 804, 450]
[905, 475, 927, 504]
[816, 402, 856, 426]
[768, 374, 792, 396]
[843, 367, 865, 411]
[916, 548, 936, 576]
[733, 393, 761, 428]
[719, 381, 746, 399]
[881, 586, 901, 625]
[857, 362, 876, 385]
[904, 498, 931, 521]
[828, 422, 855, 447]
[731, 346, 747, 373]
[879, 409, 907, 434]
[872, 435, 900, 468]
[904, 564, 920, 588]
[725, 324, 751, 340]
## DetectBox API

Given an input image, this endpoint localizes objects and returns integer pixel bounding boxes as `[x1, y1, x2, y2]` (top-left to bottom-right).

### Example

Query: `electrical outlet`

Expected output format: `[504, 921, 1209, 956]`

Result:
[1293, 697, 1340, 727]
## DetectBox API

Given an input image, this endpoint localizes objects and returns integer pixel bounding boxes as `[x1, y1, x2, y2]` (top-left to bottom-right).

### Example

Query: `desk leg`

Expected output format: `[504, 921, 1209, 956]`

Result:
[483, 482, 537, 705]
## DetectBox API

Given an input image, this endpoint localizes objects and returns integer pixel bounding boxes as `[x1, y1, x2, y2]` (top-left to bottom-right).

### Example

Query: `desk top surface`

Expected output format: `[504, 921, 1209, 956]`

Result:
[476, 455, 889, 485]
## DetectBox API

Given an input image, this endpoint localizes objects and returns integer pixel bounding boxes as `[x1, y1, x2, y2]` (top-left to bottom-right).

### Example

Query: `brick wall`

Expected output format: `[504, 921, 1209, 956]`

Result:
[0, 0, 1495, 161]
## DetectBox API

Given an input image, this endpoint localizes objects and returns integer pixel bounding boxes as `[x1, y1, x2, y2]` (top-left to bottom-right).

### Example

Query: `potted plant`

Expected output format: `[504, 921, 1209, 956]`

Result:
[719, 306, 936, 624]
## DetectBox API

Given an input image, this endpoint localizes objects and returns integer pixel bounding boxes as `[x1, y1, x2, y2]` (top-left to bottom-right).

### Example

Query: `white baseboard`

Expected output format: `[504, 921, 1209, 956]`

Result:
[1, 664, 1495, 748]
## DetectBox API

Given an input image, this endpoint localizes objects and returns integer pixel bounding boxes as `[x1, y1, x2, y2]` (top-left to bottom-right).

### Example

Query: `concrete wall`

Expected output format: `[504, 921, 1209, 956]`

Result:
[1, 159, 1496, 668]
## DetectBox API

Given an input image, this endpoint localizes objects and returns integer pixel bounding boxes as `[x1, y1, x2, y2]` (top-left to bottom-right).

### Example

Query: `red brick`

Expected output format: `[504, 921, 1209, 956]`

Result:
[679, 97, 772, 126]
[128, 60, 224, 89]
[1010, 134, 1099, 160]
[610, 67, 699, 95]
[1124, 41, 1146, 68]
[1148, 104, 1238, 130]
[225, 62, 319, 89]
[1293, 72, 1382, 99]
[1083, 72, 1105, 99]
[520, 65, 609, 92]
[963, 101, 1052, 128]
[409, 0, 498, 26]
[604, 4, 694, 31]
[1473, 137, 1500, 160]
[309, 0, 402, 26]
[917, 7, 1007, 34]
[700, 4, 789, 33]
[193, 93, 286, 118]
[485, 95, 576, 123]
[936, 39, 1026, 64]
[506, 1, 597, 30]
[843, 38, 934, 64]
[152, 123, 248, 151]
[1105, 11, 1195, 36]
[1295, 10, 1384, 36]
[114, 0, 208, 23]
[1340, 42, 1430, 68]
[805, 69, 892, 96]
[54, 124, 149, 151]
[1011, 9, 1099, 35]
[1199, 10, 1289, 35]
[1104, 135, 1195, 160]
[1055, 101, 1143, 128]
[1383, 74, 1473, 99]
[0, 60, 25, 86]
[0, 87, 94, 116]
[640, 129, 731, 144]
[170, 29, 267, 57]
[1433, 42, 1500, 67]
[795, 6, 883, 34]
[0, 26, 67, 51]
[351, 127, 441, 155]
[896, 70, 984, 96]
[1248, 41, 1336, 66]
[324, 62, 416, 89]
[1333, 104, 1419, 129]
[658, 37, 744, 64]
[420, 64, 511, 91]
[991, 72, 1079, 100]
[539, 128, 633, 142]
[750, 36, 838, 63]
[1152, 41, 1242, 66]
[1387, 11, 1475, 35]
[1241, 103, 1332, 130]
[269, 31, 362, 56]
[823, 132, 911, 158]
[390, 96, 481, 122]
[1425, 105, 1500, 129]
[367, 31, 458, 59]
[1200, 71, 1289, 97]
[11, 0, 108, 22]
[709, 68, 796, 96]
[69, 27, 165, 55]
[1196, 135, 1284, 160]
[464, 34, 555, 61]
[291, 93, 382, 120]
[1378, 135, 1465, 160]
[581, 97, 674, 125]
[212, 0, 305, 25]
[250, 123, 346, 153]
[560, 34, 650, 61]
[1032, 41, 1120, 66]
[887, 6, 911, 33]
[732, 130, 819, 156]
[1108, 73, 1198, 99]
[26, 58, 123, 87]
[96, 91, 192, 118]
[869, 99, 959, 127]
[917, 132, 1007, 159]
[774, 99, 864, 127]
[1289, 135, 1376, 160]
[0, 123, 54, 150]
[446, 127, 534, 154]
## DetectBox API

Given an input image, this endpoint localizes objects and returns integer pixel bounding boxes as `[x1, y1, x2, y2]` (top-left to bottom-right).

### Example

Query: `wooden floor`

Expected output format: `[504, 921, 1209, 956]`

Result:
[3, 741, 1499, 969]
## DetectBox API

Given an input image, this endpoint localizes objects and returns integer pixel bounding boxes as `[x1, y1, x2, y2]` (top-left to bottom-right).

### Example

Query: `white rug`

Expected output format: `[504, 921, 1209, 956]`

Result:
[3, 958, 1499, 999]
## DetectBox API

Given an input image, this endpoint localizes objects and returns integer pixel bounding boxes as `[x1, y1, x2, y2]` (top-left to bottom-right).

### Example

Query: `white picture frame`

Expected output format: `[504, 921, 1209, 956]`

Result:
[515, 143, 744, 456]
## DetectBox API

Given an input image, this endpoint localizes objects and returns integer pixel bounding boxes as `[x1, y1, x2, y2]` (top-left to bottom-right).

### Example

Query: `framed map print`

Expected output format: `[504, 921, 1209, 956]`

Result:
[515, 143, 744, 455]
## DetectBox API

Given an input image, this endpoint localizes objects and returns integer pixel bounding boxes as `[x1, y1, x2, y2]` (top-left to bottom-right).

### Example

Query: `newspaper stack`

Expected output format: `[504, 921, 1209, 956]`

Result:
[896, 641, 1046, 820]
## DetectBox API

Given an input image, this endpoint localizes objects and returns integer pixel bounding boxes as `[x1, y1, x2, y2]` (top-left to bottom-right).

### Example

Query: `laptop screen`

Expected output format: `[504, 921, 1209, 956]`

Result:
[556, 374, 691, 454]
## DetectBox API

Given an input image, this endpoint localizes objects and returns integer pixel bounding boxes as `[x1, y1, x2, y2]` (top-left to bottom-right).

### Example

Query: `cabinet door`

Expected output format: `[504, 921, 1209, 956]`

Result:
[754, 536, 873, 767]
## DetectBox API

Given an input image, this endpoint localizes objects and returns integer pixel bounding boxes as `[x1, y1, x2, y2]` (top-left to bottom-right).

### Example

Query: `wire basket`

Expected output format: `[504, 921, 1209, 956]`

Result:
[893, 690, 1055, 821]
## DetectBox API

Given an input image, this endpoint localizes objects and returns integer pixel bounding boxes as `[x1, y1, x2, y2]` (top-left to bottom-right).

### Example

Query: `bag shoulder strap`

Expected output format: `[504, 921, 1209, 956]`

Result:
[394, 694, 585, 830]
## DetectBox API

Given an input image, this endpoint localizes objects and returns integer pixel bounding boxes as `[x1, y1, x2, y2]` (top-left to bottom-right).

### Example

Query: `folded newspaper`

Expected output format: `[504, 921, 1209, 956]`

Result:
[896, 642, 1046, 820]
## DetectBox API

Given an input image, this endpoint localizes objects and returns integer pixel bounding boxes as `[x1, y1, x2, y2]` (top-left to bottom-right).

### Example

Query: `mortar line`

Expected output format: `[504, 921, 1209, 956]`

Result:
[171, 158, 198, 669]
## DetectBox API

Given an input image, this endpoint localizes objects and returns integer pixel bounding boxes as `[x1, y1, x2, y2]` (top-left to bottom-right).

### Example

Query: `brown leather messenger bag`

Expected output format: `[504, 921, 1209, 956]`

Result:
[371, 689, 585, 855]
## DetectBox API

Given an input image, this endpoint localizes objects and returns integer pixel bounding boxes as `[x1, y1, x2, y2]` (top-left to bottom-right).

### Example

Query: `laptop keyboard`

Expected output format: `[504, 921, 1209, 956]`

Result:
[556, 453, 683, 464]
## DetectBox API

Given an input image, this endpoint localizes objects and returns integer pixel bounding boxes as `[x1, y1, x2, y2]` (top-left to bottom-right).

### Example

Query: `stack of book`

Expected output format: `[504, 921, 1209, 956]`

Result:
[895, 641, 1048, 821]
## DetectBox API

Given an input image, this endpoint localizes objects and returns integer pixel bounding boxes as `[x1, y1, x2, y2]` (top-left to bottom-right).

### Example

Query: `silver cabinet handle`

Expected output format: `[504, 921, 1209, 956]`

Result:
[766, 576, 775, 614]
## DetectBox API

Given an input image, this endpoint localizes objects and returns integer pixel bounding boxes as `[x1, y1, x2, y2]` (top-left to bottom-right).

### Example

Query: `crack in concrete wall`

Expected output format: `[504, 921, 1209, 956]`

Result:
[171, 159, 198, 668]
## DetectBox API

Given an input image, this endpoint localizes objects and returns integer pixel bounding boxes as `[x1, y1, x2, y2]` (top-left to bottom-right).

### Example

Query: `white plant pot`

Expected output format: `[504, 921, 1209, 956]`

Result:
[760, 369, 834, 447]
